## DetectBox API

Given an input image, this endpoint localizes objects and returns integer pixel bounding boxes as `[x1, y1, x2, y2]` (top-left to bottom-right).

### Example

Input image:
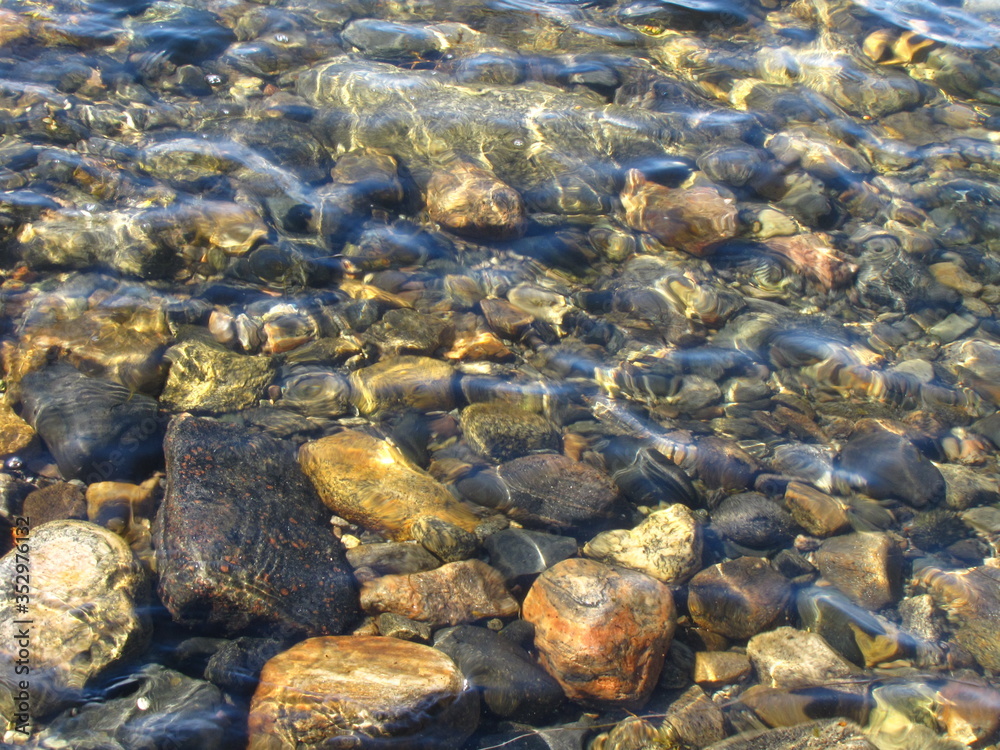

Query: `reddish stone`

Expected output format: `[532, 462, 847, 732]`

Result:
[522, 558, 675, 707]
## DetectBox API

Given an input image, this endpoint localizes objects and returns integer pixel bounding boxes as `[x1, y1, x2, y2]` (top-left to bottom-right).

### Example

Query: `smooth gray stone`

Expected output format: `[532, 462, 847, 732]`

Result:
[483, 528, 578, 582]
[33, 665, 230, 750]
[434, 625, 564, 721]
[837, 427, 944, 507]
[19, 362, 164, 483]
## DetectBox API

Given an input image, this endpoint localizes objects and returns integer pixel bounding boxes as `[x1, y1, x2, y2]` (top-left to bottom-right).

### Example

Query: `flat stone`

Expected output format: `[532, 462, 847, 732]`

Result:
[360, 559, 518, 627]
[32, 664, 229, 750]
[784, 482, 850, 537]
[0, 520, 150, 722]
[159, 338, 276, 413]
[20, 482, 87, 526]
[349, 355, 456, 416]
[522, 558, 675, 707]
[928, 312, 977, 343]
[938, 463, 1000, 510]
[154, 415, 357, 637]
[19, 362, 164, 483]
[688, 557, 792, 640]
[703, 720, 877, 750]
[483, 528, 578, 583]
[929, 261, 983, 296]
[918, 561, 1000, 670]
[460, 402, 561, 462]
[814, 532, 902, 611]
[480, 298, 533, 339]
[299, 429, 482, 556]
[747, 627, 858, 689]
[248, 636, 478, 749]
[583, 503, 703, 584]
[368, 308, 455, 356]
[434, 624, 564, 721]
[377, 612, 433, 642]
[693, 651, 752, 689]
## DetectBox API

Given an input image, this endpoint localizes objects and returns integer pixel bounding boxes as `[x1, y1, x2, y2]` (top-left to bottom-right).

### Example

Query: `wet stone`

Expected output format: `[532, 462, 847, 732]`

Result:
[456, 453, 619, 534]
[837, 422, 945, 507]
[368, 308, 455, 356]
[21, 481, 87, 526]
[434, 624, 565, 721]
[460, 402, 561, 462]
[341, 19, 449, 61]
[747, 627, 858, 690]
[938, 463, 1000, 510]
[814, 532, 903, 611]
[299, 429, 482, 553]
[160, 337, 276, 414]
[86, 477, 160, 528]
[703, 719, 877, 750]
[693, 651, 752, 689]
[783, 482, 850, 537]
[19, 362, 164, 483]
[0, 520, 150, 722]
[522, 557, 676, 707]
[248, 636, 479, 749]
[0, 398, 36, 460]
[154, 415, 358, 637]
[583, 503, 702, 584]
[483, 528, 578, 583]
[664, 684, 727, 748]
[359, 559, 518, 627]
[426, 160, 526, 240]
[32, 664, 229, 750]
[345, 541, 441, 577]
[349, 355, 456, 416]
[918, 562, 1000, 671]
[203, 637, 287, 695]
[710, 492, 798, 553]
[687, 557, 792, 640]
[377, 612, 433, 642]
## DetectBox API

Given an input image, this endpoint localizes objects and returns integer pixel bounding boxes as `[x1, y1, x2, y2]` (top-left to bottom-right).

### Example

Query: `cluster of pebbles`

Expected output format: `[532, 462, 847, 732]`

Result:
[3, 0, 1000, 746]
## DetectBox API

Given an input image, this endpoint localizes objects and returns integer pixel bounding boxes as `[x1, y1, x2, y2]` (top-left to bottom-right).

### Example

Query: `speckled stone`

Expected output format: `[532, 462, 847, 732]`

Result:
[693, 651, 752, 689]
[703, 720, 876, 749]
[747, 627, 859, 689]
[359, 559, 518, 627]
[248, 636, 478, 749]
[154, 415, 357, 637]
[460, 402, 561, 462]
[583, 503, 702, 584]
[522, 558, 675, 707]
[159, 338, 276, 413]
[687, 557, 792, 640]
[814, 532, 902, 611]
[20, 482, 87, 525]
[0, 397, 36, 460]
[0, 520, 150, 722]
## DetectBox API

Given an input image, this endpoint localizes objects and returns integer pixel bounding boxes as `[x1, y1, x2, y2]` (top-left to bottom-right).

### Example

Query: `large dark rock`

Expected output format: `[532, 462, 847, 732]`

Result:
[434, 625, 564, 721]
[32, 664, 231, 750]
[837, 422, 945, 507]
[154, 415, 358, 637]
[19, 362, 165, 483]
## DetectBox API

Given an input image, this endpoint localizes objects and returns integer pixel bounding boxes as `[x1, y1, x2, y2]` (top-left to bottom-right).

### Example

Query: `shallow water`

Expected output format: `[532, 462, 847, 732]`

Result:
[2, 0, 1000, 746]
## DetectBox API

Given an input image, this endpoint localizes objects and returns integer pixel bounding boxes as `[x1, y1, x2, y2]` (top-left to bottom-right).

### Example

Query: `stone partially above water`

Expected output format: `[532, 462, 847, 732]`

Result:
[299, 429, 482, 555]
[583, 503, 702, 584]
[159, 337, 276, 414]
[522, 558, 676, 707]
[19, 362, 164, 483]
[359, 559, 518, 626]
[248, 636, 478, 749]
[154, 415, 357, 637]
[0, 520, 150, 722]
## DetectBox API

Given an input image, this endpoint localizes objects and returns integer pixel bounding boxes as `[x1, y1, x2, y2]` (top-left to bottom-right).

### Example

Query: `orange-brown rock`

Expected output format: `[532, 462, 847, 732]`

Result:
[359, 559, 518, 626]
[86, 476, 161, 527]
[765, 234, 858, 289]
[522, 558, 675, 707]
[444, 330, 514, 362]
[248, 636, 478, 749]
[687, 557, 792, 640]
[480, 298, 533, 339]
[0, 396, 37, 459]
[299, 429, 482, 546]
[426, 160, 526, 240]
[620, 169, 737, 257]
[784, 482, 850, 537]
